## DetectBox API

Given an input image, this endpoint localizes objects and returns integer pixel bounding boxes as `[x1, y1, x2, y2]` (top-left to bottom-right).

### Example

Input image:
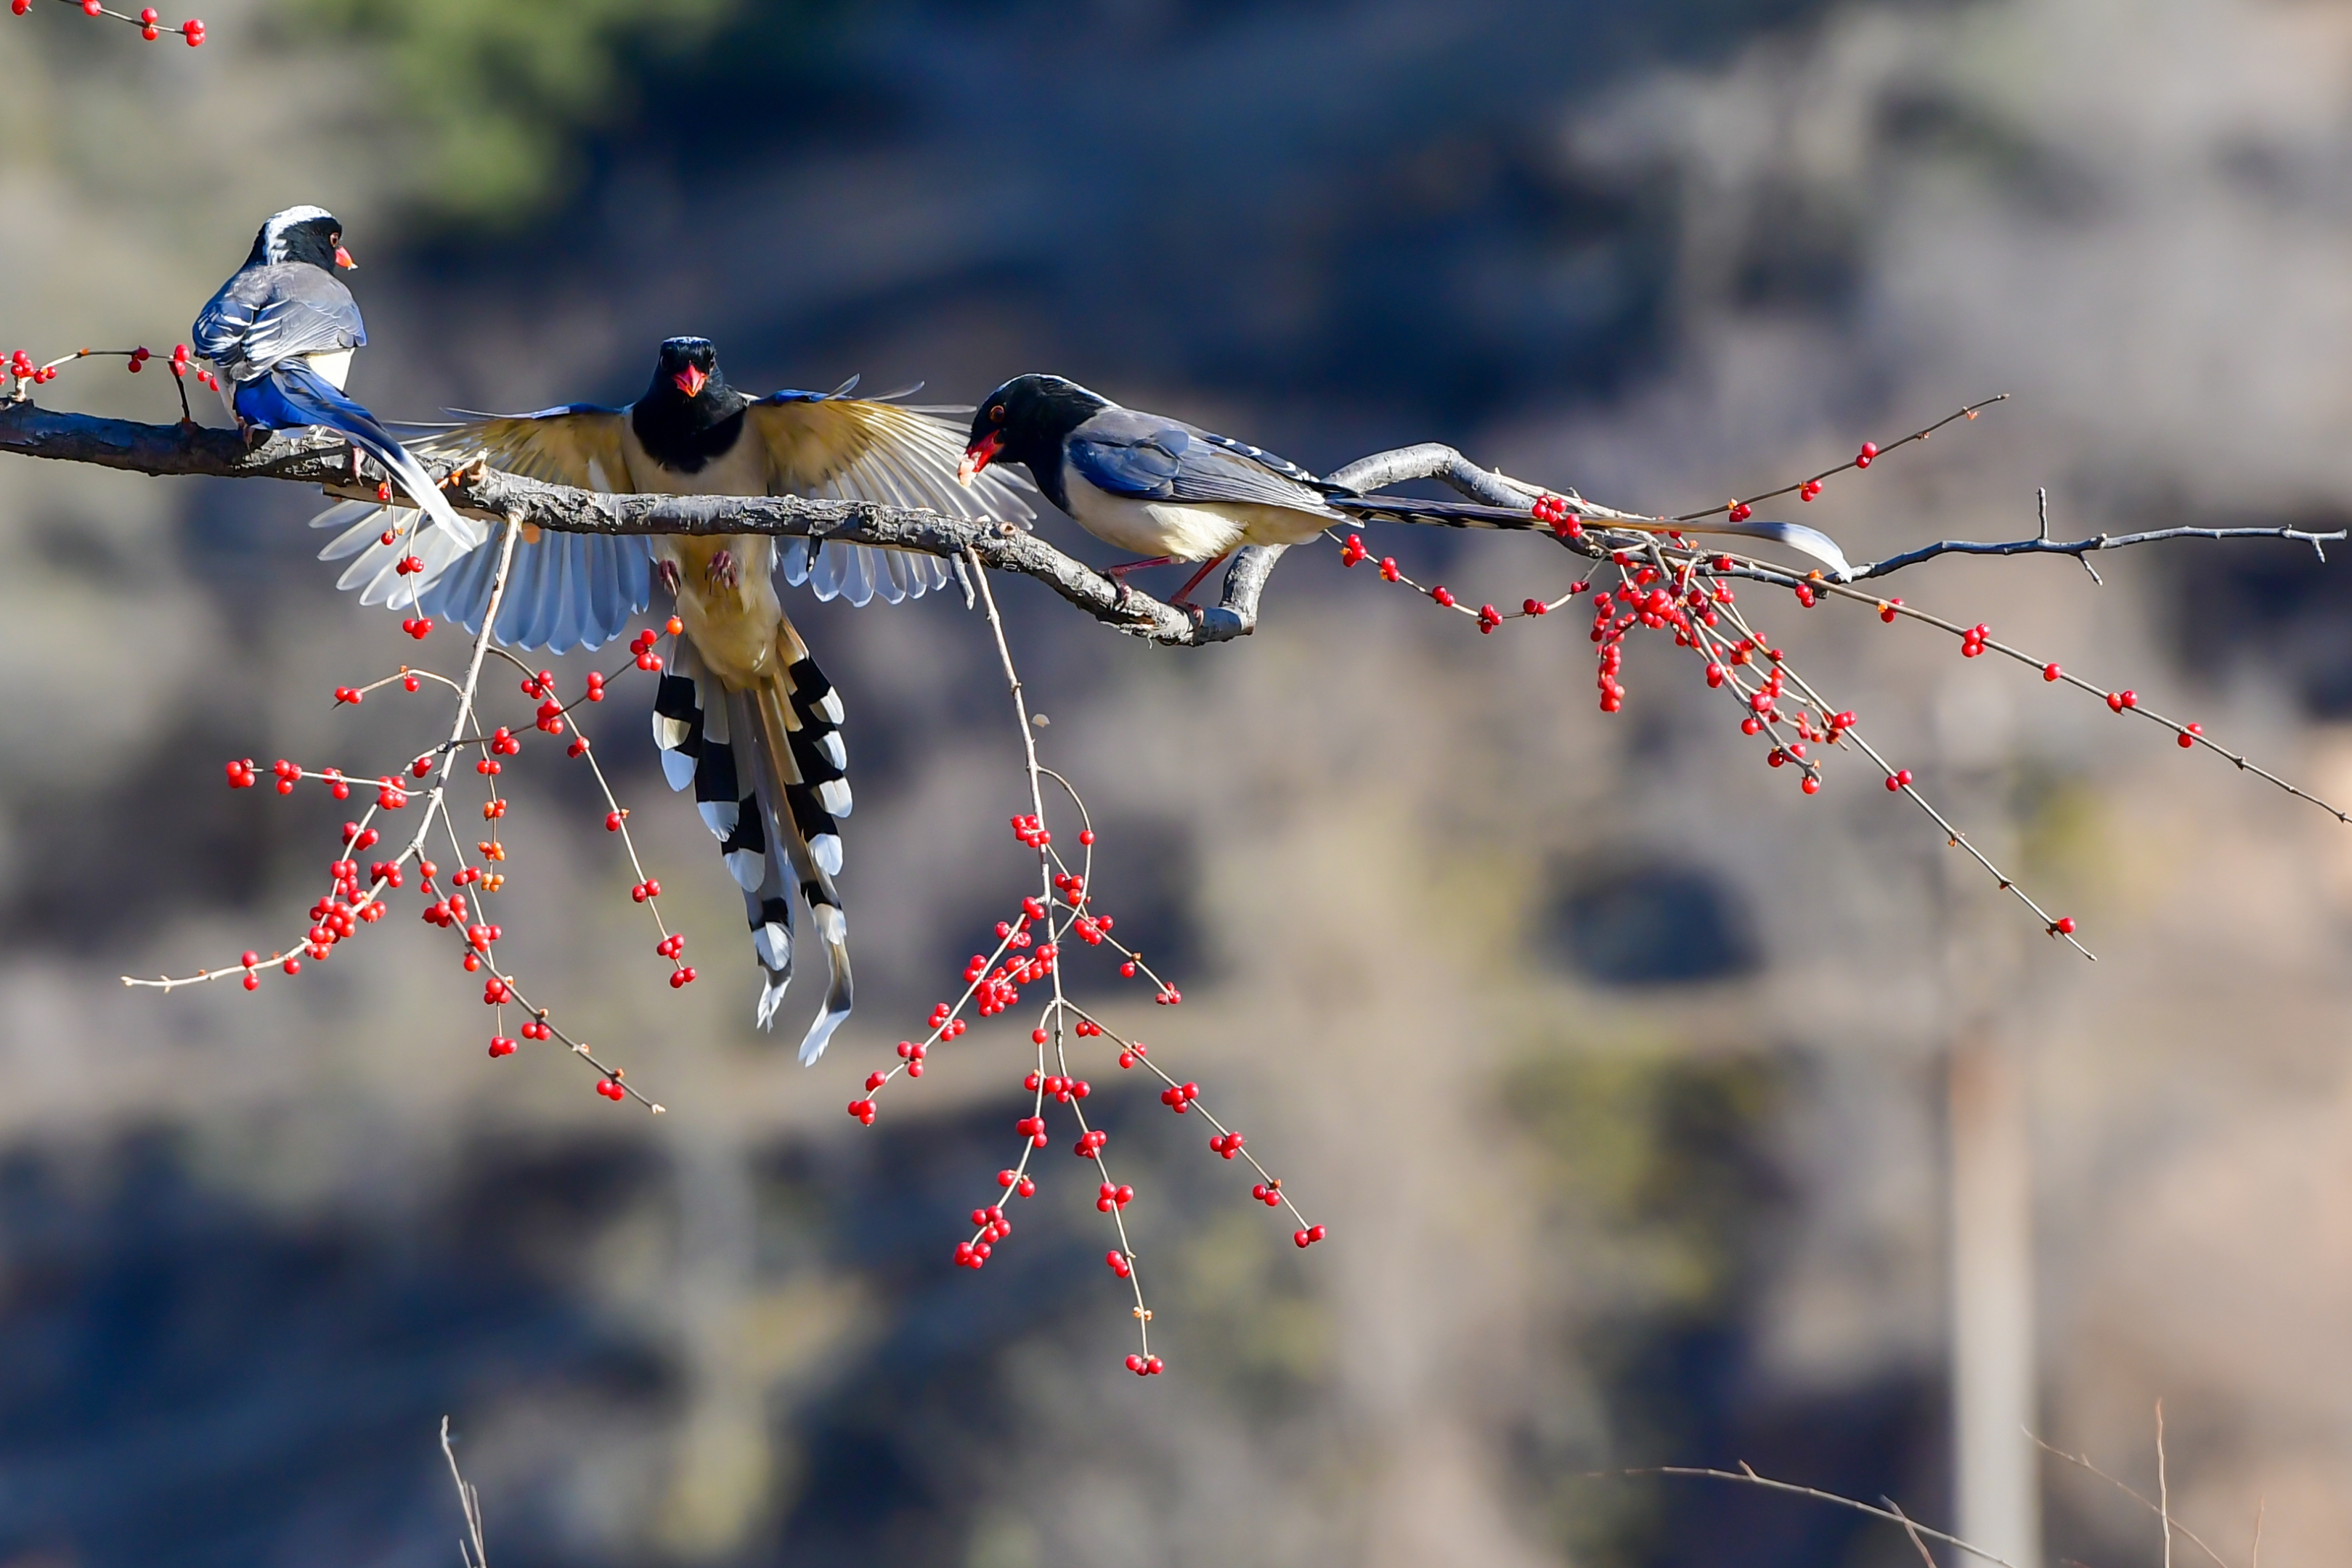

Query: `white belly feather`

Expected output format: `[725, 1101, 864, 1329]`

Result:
[1061, 471, 1332, 560]
[304, 348, 355, 391]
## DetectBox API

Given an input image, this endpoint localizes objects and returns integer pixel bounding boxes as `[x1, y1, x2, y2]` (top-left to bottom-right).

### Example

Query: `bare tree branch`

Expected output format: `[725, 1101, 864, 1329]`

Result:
[0, 400, 1568, 648]
[1603, 1463, 2018, 1568]
[4, 400, 2340, 658]
[1850, 523, 2343, 581]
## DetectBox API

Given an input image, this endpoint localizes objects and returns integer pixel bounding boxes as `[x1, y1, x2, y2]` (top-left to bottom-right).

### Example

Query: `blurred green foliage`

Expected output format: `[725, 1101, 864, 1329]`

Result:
[290, 0, 748, 222]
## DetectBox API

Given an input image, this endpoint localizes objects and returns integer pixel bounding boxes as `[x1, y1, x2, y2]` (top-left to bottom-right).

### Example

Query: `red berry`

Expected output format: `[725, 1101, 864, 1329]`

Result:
[2178, 724, 2200, 748]
[2052, 916, 2076, 935]
[2043, 663, 2062, 682]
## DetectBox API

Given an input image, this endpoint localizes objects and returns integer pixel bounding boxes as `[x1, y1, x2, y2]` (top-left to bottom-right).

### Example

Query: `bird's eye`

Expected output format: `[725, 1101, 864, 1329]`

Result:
[990, 405, 1005, 422]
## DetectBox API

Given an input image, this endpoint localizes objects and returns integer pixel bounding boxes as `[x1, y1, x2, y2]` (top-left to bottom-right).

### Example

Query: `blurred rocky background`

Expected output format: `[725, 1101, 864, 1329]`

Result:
[5, 0, 2352, 1564]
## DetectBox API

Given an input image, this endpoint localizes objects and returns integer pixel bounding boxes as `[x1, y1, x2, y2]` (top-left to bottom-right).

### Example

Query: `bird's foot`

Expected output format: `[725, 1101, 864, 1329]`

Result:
[656, 558, 683, 597]
[704, 550, 738, 592]
[1165, 554, 1227, 613]
[1104, 554, 1179, 616]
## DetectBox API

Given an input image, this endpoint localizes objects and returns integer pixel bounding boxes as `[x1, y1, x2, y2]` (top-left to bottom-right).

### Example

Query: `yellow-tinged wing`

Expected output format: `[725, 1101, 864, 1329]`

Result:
[749, 393, 1036, 606]
[311, 406, 654, 653]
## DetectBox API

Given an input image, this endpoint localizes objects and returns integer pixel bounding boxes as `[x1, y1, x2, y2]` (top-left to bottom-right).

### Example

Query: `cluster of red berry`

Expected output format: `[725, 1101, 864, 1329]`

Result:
[843, 791, 1321, 1376]
[137, 610, 700, 1112]
[8, 0, 203, 39]
[5, 345, 218, 404]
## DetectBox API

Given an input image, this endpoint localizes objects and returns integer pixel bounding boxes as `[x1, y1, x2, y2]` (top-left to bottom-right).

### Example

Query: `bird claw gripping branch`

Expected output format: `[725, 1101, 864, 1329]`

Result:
[842, 555, 1324, 1378]
[6, 0, 202, 42]
[1342, 403, 2352, 957]
[126, 526, 683, 1112]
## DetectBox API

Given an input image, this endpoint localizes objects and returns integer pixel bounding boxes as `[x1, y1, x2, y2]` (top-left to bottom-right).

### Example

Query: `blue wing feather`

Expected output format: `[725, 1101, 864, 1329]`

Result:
[1067, 424, 1189, 499]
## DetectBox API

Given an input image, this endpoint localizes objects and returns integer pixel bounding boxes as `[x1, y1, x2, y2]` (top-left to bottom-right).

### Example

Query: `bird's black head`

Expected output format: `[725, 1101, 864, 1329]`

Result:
[960, 374, 1112, 486]
[651, 336, 728, 404]
[245, 205, 355, 273]
[632, 337, 749, 473]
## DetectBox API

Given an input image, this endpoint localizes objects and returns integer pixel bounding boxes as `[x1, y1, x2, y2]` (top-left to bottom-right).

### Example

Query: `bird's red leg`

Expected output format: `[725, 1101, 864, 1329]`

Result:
[656, 558, 683, 597]
[1166, 555, 1227, 611]
[705, 549, 738, 591]
[1103, 554, 1180, 611]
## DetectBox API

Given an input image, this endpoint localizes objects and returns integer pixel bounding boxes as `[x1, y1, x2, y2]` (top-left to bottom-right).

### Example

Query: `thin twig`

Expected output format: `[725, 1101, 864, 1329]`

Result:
[440, 1416, 488, 1568]
[1605, 1465, 2017, 1568]
[2159, 1401, 2174, 1568]
[1850, 523, 2341, 581]
[1886, 1497, 1943, 1568]
[2030, 1432, 2234, 1568]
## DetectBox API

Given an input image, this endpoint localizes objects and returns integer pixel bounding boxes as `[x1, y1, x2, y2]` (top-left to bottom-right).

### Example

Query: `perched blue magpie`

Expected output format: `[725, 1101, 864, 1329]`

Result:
[309, 337, 1036, 1061]
[192, 207, 482, 584]
[960, 374, 1852, 603]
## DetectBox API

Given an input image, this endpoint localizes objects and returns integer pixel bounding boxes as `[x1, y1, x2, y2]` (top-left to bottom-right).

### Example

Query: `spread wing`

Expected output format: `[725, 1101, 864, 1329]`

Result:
[752, 391, 1036, 608]
[312, 404, 654, 653]
[1066, 408, 1338, 515]
[193, 264, 366, 382]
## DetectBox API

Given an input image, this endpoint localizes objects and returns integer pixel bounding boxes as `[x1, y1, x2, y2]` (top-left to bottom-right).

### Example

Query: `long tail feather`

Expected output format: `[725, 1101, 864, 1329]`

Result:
[1327, 494, 1855, 579]
[269, 363, 489, 589]
[650, 633, 853, 1058]
[750, 618, 854, 1063]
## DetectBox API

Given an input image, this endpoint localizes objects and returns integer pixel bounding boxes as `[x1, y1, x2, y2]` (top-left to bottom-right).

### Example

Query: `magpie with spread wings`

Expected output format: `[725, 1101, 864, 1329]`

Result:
[312, 336, 1035, 1062]
[193, 205, 482, 582]
[960, 373, 1853, 605]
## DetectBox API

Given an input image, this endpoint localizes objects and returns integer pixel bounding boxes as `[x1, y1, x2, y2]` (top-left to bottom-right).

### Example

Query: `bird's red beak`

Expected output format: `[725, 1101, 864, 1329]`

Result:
[333, 246, 357, 270]
[958, 430, 1004, 486]
[673, 364, 709, 398]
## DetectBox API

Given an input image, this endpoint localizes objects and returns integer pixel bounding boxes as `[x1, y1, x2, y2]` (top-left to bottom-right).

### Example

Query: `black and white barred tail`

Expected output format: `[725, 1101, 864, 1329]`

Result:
[651, 632, 854, 1061]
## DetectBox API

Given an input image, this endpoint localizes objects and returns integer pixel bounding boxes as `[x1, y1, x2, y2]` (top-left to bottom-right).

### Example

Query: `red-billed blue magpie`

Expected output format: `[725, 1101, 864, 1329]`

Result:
[311, 337, 1035, 1062]
[192, 207, 481, 583]
[960, 373, 1852, 603]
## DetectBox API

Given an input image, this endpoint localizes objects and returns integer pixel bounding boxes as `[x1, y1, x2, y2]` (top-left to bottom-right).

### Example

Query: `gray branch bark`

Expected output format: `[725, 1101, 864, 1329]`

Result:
[6, 401, 2332, 648]
[0, 403, 1550, 648]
